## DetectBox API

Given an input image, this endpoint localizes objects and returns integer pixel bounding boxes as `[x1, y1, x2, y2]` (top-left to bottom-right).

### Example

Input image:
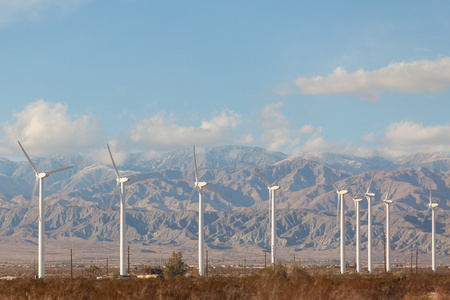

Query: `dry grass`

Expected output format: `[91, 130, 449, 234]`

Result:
[0, 266, 449, 299]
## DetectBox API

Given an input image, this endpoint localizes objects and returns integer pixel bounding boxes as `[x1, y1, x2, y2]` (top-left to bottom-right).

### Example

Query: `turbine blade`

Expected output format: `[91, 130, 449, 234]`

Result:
[384, 179, 394, 201]
[107, 144, 120, 178]
[255, 168, 271, 187]
[342, 176, 358, 190]
[18, 141, 39, 174]
[109, 183, 119, 210]
[325, 170, 340, 192]
[421, 206, 431, 224]
[272, 169, 291, 186]
[31, 178, 38, 200]
[183, 187, 197, 211]
[429, 178, 432, 205]
[128, 177, 148, 182]
[46, 166, 74, 175]
[22, 193, 35, 220]
[193, 145, 199, 183]
[204, 186, 220, 194]
[366, 167, 378, 193]
[357, 180, 367, 195]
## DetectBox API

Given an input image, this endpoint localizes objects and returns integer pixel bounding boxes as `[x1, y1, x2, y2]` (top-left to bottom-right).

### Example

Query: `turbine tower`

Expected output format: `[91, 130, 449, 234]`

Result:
[349, 183, 366, 273]
[185, 145, 219, 276]
[255, 168, 291, 265]
[326, 171, 357, 274]
[107, 144, 147, 276]
[18, 141, 73, 279]
[422, 179, 439, 272]
[382, 179, 394, 273]
[364, 168, 378, 274]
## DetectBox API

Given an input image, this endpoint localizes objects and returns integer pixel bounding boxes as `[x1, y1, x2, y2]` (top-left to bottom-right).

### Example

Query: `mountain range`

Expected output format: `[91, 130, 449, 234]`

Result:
[0, 145, 449, 264]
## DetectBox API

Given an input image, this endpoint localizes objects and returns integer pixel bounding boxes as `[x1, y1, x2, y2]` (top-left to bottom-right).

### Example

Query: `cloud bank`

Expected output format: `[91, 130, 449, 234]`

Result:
[295, 57, 450, 100]
[0, 100, 104, 156]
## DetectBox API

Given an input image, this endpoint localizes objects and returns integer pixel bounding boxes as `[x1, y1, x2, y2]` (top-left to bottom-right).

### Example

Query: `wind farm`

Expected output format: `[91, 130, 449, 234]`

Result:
[1, 0, 450, 297]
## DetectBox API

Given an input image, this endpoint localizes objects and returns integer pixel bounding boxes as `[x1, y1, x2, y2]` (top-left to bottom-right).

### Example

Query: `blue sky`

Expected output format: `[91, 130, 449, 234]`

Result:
[1, 1, 450, 160]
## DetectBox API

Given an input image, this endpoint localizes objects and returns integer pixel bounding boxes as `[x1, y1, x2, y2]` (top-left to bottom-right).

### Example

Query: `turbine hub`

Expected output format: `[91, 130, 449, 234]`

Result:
[269, 185, 280, 191]
[37, 173, 48, 179]
[197, 182, 208, 188]
[338, 190, 348, 195]
[118, 177, 129, 183]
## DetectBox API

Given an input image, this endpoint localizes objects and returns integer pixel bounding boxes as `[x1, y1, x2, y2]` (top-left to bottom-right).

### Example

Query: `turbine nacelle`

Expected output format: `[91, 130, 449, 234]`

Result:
[365, 192, 376, 198]
[338, 190, 349, 195]
[384, 199, 394, 204]
[268, 185, 280, 191]
[429, 203, 439, 209]
[117, 177, 130, 183]
[37, 173, 49, 179]
[196, 182, 208, 188]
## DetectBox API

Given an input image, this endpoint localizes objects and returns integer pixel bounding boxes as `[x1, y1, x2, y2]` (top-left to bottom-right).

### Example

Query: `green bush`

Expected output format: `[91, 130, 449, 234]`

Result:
[163, 251, 188, 278]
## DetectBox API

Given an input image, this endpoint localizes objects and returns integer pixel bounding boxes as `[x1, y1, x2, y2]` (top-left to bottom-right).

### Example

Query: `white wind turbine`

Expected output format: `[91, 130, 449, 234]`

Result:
[255, 168, 290, 265]
[18, 141, 74, 279]
[348, 183, 366, 273]
[364, 168, 378, 274]
[107, 144, 148, 276]
[184, 145, 219, 277]
[382, 178, 394, 272]
[422, 179, 439, 272]
[326, 171, 357, 274]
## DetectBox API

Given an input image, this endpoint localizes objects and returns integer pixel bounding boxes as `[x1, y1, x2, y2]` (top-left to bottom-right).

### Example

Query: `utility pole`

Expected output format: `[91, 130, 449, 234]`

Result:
[205, 250, 209, 277]
[244, 257, 246, 276]
[383, 232, 386, 273]
[410, 252, 413, 273]
[70, 248, 73, 278]
[159, 245, 162, 269]
[405, 255, 407, 271]
[416, 247, 418, 274]
[106, 257, 109, 276]
[33, 258, 36, 278]
[262, 250, 269, 268]
[127, 246, 130, 275]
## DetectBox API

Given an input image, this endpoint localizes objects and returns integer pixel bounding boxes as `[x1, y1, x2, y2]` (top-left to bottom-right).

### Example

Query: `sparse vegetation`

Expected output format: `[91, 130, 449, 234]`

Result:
[163, 251, 188, 278]
[0, 266, 449, 299]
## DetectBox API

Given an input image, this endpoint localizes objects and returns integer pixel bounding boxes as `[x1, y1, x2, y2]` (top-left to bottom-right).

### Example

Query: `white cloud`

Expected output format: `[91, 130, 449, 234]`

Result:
[129, 110, 241, 151]
[378, 121, 450, 155]
[0, 100, 104, 156]
[0, 0, 87, 27]
[295, 57, 450, 100]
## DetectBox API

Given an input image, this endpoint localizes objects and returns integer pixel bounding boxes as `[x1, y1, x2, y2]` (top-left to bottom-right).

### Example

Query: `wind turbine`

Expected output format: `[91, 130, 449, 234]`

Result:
[382, 178, 394, 272]
[422, 179, 439, 272]
[18, 141, 74, 279]
[326, 171, 357, 274]
[364, 168, 378, 274]
[255, 167, 290, 265]
[184, 145, 219, 276]
[348, 183, 366, 273]
[107, 143, 148, 276]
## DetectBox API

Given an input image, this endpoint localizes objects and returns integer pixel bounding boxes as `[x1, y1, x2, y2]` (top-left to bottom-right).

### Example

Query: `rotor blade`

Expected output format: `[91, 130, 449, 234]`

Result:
[17, 141, 39, 174]
[357, 180, 368, 195]
[342, 176, 358, 190]
[336, 194, 340, 224]
[255, 168, 270, 187]
[193, 145, 199, 183]
[325, 170, 340, 192]
[109, 183, 119, 210]
[384, 179, 394, 201]
[183, 187, 197, 211]
[31, 178, 38, 200]
[107, 143, 120, 178]
[46, 166, 74, 175]
[272, 168, 291, 186]
[429, 178, 432, 205]
[421, 206, 431, 224]
[128, 177, 148, 182]
[204, 186, 220, 194]
[366, 167, 378, 193]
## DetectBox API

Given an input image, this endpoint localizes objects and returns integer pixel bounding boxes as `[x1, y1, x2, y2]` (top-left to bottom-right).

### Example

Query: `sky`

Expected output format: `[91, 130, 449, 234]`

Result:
[1, 0, 450, 160]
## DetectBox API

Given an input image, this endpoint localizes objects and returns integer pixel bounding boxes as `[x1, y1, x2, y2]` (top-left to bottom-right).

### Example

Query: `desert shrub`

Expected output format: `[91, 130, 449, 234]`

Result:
[163, 251, 188, 278]
[84, 265, 101, 278]
[140, 265, 163, 276]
